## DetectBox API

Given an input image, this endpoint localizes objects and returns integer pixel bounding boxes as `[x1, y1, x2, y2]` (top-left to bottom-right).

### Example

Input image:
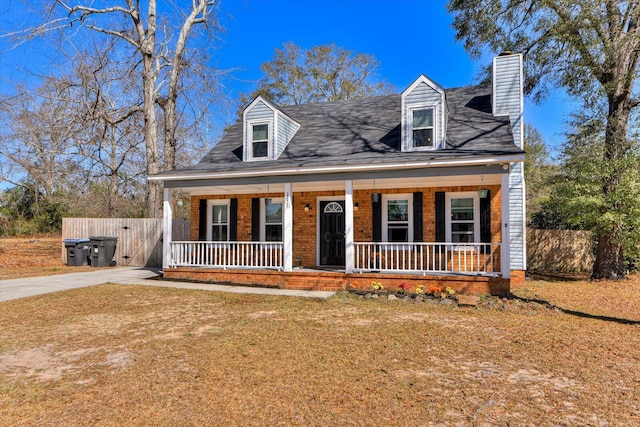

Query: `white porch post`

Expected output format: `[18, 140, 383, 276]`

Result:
[162, 188, 173, 270]
[283, 183, 293, 271]
[501, 172, 511, 278]
[345, 180, 355, 273]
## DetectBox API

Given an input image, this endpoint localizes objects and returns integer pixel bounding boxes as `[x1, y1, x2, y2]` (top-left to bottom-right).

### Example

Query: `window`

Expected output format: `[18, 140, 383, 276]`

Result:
[445, 192, 480, 243]
[251, 123, 269, 159]
[207, 200, 229, 241]
[412, 108, 434, 148]
[382, 195, 413, 242]
[262, 198, 283, 241]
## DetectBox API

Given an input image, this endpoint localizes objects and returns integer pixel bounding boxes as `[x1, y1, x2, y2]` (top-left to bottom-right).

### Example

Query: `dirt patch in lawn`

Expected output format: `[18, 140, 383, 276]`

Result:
[0, 236, 96, 280]
[1, 276, 639, 426]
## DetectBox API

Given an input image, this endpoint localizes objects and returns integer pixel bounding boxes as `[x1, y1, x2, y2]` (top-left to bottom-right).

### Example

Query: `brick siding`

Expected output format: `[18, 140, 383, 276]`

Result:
[182, 184, 513, 295]
[191, 185, 502, 268]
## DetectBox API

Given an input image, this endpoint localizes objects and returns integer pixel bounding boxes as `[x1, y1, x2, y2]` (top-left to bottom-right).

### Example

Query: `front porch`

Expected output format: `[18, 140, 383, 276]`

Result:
[161, 165, 519, 295]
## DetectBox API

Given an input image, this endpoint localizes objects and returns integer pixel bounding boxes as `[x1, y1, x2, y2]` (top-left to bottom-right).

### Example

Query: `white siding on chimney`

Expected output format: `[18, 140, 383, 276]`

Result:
[493, 54, 523, 120]
[509, 162, 526, 270]
[493, 53, 526, 272]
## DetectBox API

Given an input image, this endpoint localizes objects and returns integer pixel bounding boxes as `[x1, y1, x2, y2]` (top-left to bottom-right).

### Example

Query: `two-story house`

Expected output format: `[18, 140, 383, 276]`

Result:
[149, 53, 526, 295]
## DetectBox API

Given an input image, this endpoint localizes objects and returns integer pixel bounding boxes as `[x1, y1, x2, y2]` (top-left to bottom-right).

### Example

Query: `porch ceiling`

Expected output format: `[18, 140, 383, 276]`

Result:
[181, 173, 502, 196]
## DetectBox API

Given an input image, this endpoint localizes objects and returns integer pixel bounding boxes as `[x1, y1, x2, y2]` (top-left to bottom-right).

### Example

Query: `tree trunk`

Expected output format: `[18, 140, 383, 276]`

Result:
[142, 54, 161, 218]
[591, 79, 633, 279]
[140, 0, 161, 218]
[161, 96, 177, 171]
[161, 1, 209, 172]
[592, 230, 626, 279]
[108, 133, 119, 217]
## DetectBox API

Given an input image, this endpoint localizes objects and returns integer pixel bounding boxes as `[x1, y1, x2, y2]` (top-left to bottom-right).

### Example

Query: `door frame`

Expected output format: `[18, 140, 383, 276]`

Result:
[316, 196, 346, 267]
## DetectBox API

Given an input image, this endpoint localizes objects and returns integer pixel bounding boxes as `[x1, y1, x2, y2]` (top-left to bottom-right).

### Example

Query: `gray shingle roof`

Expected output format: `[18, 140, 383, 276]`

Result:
[157, 83, 523, 178]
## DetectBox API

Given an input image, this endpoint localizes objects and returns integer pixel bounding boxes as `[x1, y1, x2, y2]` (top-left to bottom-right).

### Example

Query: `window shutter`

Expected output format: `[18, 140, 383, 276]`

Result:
[372, 197, 382, 242]
[413, 192, 423, 242]
[198, 199, 207, 241]
[435, 192, 445, 242]
[251, 198, 260, 241]
[480, 190, 491, 243]
[229, 198, 238, 241]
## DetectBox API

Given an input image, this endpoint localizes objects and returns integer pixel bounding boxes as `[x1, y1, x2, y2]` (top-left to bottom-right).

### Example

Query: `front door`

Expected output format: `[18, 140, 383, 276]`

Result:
[319, 201, 345, 266]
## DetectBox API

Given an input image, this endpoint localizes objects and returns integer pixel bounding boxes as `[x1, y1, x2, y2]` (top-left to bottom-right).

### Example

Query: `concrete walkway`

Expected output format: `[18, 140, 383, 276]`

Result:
[0, 267, 336, 302]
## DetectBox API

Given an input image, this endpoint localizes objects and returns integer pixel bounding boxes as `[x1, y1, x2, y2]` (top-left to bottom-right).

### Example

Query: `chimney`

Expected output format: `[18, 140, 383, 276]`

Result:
[492, 52, 523, 147]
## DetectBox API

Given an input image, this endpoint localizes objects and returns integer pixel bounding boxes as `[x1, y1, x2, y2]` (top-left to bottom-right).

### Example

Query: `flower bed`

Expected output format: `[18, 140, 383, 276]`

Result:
[349, 280, 459, 304]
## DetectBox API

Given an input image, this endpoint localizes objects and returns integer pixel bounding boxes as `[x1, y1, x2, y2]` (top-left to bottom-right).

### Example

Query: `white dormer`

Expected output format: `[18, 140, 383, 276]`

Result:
[243, 95, 300, 162]
[401, 75, 446, 151]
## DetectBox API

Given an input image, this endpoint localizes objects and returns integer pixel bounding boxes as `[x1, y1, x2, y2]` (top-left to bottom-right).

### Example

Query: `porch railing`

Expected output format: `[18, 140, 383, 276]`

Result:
[354, 242, 501, 275]
[168, 241, 500, 276]
[169, 241, 283, 269]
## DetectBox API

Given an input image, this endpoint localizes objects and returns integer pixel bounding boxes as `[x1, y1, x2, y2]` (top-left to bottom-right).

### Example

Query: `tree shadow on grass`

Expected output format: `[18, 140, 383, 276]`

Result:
[526, 271, 590, 282]
[509, 294, 640, 325]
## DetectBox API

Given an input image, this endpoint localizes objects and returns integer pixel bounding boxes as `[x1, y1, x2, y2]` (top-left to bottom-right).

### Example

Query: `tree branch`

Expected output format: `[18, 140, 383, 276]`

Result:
[56, 0, 132, 15]
[85, 25, 140, 48]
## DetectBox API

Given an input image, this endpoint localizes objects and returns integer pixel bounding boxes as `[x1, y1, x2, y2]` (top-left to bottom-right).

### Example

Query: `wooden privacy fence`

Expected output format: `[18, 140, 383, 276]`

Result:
[527, 228, 594, 273]
[61, 218, 190, 268]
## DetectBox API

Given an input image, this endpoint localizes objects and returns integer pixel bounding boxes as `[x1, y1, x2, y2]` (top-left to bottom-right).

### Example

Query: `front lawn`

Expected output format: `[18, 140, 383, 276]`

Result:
[1, 276, 639, 426]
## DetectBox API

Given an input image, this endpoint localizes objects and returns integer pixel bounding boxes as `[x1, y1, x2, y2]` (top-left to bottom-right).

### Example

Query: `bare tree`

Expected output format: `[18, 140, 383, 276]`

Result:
[70, 40, 146, 216]
[52, 0, 219, 217]
[242, 42, 394, 107]
[0, 80, 80, 199]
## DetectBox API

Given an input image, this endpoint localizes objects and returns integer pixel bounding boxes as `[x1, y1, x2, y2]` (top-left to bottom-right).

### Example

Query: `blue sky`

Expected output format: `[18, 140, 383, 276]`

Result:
[1, 0, 573, 153]
[212, 0, 573, 153]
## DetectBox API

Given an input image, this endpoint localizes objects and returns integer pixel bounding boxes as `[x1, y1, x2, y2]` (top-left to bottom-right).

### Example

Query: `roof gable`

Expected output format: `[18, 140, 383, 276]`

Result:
[401, 75, 445, 100]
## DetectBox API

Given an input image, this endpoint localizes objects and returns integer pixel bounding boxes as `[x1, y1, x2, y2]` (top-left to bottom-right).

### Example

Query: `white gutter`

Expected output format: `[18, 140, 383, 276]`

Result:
[148, 154, 525, 182]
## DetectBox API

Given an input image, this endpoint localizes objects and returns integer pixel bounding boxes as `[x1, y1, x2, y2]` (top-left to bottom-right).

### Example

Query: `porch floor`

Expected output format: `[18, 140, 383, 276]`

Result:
[163, 266, 511, 296]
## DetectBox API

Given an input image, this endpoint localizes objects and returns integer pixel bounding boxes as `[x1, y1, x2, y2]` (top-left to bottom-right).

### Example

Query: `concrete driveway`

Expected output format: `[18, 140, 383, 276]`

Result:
[0, 267, 335, 302]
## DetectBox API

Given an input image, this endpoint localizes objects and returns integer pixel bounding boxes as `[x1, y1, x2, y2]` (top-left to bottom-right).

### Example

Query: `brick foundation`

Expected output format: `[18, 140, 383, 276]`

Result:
[164, 267, 512, 296]
[509, 270, 526, 289]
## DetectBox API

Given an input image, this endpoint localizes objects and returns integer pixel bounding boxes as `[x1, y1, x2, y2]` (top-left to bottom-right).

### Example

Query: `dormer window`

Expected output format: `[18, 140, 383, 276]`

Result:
[243, 96, 300, 162]
[401, 75, 445, 152]
[251, 123, 270, 159]
[412, 108, 434, 148]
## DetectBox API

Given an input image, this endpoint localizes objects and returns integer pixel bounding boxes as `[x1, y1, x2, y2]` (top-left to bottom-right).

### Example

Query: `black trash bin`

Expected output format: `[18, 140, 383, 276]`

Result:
[88, 236, 118, 267]
[63, 238, 90, 266]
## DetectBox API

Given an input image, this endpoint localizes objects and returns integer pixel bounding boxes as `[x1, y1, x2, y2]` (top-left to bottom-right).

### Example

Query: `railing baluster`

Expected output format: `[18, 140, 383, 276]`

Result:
[169, 241, 500, 276]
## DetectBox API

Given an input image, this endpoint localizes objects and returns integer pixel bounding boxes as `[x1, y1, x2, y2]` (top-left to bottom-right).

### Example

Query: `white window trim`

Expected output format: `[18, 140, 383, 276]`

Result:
[260, 197, 284, 241]
[247, 119, 273, 161]
[381, 194, 413, 243]
[207, 199, 230, 242]
[407, 104, 438, 151]
[445, 192, 480, 244]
